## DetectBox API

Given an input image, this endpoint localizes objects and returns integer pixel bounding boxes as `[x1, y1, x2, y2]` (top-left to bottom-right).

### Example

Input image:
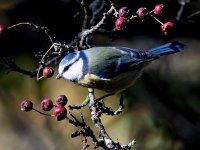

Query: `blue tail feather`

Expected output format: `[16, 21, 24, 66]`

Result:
[148, 41, 185, 56]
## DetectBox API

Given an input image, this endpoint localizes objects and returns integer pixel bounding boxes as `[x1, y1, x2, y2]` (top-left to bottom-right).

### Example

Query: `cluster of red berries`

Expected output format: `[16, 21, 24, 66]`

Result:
[115, 4, 175, 35]
[20, 95, 68, 121]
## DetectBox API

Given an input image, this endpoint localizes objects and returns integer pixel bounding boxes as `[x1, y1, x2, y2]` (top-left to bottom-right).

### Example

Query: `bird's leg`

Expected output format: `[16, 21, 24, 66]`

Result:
[68, 96, 90, 110]
[88, 88, 95, 106]
[88, 88, 114, 106]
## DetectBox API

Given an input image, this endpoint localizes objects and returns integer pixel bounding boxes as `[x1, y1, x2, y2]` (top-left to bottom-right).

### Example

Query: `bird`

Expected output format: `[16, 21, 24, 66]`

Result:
[56, 41, 184, 94]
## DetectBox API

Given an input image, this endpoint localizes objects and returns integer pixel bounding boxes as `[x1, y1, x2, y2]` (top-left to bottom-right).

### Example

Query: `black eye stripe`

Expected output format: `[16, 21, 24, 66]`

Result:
[63, 56, 80, 72]
[63, 62, 73, 72]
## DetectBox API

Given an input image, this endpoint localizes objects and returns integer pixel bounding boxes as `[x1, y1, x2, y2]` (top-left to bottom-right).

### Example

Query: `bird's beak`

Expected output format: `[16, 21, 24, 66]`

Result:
[56, 74, 62, 79]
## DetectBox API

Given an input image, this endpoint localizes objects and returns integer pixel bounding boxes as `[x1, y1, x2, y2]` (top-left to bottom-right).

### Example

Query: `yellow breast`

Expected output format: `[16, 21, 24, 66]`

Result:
[77, 71, 142, 93]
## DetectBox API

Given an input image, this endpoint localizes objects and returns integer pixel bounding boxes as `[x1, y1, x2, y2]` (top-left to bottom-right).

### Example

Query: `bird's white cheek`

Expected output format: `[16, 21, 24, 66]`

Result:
[62, 59, 84, 81]
[58, 66, 64, 75]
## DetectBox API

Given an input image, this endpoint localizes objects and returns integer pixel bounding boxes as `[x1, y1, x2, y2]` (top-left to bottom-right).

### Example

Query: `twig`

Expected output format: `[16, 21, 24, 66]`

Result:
[32, 108, 52, 116]
[101, 95, 125, 115]
[68, 112, 98, 148]
[2, 57, 37, 78]
[89, 0, 106, 26]
[94, 93, 114, 103]
[86, 88, 135, 149]
[7, 22, 58, 45]
[78, 4, 116, 47]
[176, 3, 186, 21]
[81, 0, 91, 30]
[88, 88, 111, 139]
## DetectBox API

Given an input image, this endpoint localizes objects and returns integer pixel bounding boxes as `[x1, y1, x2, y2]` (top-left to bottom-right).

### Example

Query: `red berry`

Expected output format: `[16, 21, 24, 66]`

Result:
[161, 21, 175, 35]
[43, 66, 54, 78]
[20, 100, 33, 112]
[118, 7, 131, 18]
[154, 4, 165, 15]
[136, 7, 149, 20]
[56, 95, 68, 106]
[115, 17, 128, 30]
[53, 105, 67, 121]
[0, 24, 7, 37]
[41, 98, 53, 111]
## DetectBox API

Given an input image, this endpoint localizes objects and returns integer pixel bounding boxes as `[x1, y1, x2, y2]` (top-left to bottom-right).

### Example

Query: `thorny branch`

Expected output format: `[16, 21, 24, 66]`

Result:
[69, 113, 98, 148]
[67, 88, 134, 149]
[91, 89, 135, 149]
[69, 88, 130, 150]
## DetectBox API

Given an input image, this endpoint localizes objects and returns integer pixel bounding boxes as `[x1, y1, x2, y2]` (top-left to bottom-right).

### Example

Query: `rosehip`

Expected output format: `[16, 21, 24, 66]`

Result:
[118, 7, 131, 18]
[56, 95, 68, 106]
[136, 7, 149, 20]
[53, 105, 67, 121]
[161, 21, 175, 35]
[115, 17, 128, 30]
[43, 66, 54, 78]
[154, 4, 165, 15]
[41, 98, 53, 111]
[20, 100, 33, 112]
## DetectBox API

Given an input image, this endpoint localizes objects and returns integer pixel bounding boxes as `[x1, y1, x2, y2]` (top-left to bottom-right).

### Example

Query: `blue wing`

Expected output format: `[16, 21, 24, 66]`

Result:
[112, 48, 156, 77]
[83, 41, 184, 79]
[85, 47, 154, 79]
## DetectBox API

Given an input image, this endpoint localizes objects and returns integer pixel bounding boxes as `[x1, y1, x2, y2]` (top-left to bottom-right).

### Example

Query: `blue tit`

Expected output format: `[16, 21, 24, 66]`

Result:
[56, 41, 184, 93]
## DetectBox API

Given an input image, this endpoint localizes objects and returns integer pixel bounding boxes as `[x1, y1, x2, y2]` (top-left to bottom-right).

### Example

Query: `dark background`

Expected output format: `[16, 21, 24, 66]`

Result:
[0, 0, 200, 150]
